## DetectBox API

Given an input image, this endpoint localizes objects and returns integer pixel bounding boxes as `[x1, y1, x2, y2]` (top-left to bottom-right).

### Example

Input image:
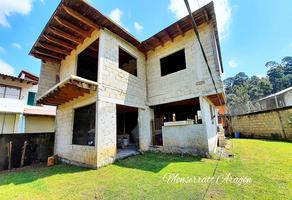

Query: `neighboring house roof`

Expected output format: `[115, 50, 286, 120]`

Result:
[29, 0, 222, 72]
[0, 73, 38, 85]
[258, 86, 292, 101]
[18, 70, 39, 82]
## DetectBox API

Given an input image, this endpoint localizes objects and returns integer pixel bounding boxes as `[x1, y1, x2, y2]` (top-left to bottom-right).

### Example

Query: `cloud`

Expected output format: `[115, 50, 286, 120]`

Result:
[0, 59, 15, 76]
[228, 59, 238, 68]
[0, 46, 5, 53]
[40, 0, 45, 5]
[0, 0, 33, 27]
[109, 8, 123, 26]
[134, 22, 143, 33]
[11, 42, 22, 49]
[168, 0, 232, 39]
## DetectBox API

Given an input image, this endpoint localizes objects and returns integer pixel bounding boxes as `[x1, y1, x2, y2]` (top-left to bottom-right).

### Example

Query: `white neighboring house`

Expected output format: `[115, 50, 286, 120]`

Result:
[257, 86, 292, 110]
[0, 70, 56, 134]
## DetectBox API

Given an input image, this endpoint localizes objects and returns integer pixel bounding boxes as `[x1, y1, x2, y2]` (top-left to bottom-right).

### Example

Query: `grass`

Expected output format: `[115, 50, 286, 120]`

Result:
[0, 139, 291, 200]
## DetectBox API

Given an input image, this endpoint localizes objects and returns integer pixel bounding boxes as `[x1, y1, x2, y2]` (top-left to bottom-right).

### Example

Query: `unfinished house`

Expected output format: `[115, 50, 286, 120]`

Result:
[30, 0, 225, 168]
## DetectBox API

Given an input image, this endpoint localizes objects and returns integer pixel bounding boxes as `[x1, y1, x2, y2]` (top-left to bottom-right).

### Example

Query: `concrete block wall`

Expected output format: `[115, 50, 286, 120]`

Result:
[98, 29, 147, 108]
[38, 61, 60, 98]
[146, 24, 223, 106]
[200, 96, 218, 152]
[59, 29, 100, 81]
[138, 107, 154, 151]
[96, 100, 116, 168]
[162, 124, 208, 153]
[54, 92, 97, 167]
[231, 107, 292, 140]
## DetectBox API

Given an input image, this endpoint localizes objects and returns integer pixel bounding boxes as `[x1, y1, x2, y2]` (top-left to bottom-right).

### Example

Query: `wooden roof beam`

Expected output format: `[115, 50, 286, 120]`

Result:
[176, 23, 185, 37]
[49, 27, 83, 44]
[143, 41, 155, 52]
[62, 5, 100, 30]
[38, 42, 69, 55]
[164, 30, 174, 42]
[203, 10, 209, 23]
[43, 35, 75, 50]
[32, 53, 61, 64]
[33, 50, 64, 60]
[54, 16, 90, 38]
[154, 36, 164, 47]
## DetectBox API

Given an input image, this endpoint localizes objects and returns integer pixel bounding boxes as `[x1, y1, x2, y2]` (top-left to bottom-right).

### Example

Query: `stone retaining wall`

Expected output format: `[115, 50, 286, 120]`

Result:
[231, 106, 292, 140]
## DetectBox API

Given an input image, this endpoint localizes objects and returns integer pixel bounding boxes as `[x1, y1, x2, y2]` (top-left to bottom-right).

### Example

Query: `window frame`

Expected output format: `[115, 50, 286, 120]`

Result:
[72, 103, 96, 146]
[0, 84, 21, 100]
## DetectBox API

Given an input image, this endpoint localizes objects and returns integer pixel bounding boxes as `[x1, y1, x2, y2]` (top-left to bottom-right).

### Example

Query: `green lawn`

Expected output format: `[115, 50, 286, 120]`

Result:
[0, 139, 291, 200]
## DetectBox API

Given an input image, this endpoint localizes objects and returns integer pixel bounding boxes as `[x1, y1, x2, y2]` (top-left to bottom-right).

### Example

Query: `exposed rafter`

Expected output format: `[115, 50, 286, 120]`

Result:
[33, 53, 61, 64]
[54, 16, 90, 37]
[49, 27, 83, 44]
[164, 30, 174, 42]
[43, 35, 75, 50]
[154, 36, 164, 47]
[33, 49, 64, 60]
[176, 23, 185, 37]
[38, 42, 69, 55]
[62, 5, 100, 30]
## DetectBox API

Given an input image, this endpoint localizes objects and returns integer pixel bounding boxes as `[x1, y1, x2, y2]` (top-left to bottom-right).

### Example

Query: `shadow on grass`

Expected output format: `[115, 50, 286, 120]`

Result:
[0, 164, 90, 186]
[114, 152, 203, 173]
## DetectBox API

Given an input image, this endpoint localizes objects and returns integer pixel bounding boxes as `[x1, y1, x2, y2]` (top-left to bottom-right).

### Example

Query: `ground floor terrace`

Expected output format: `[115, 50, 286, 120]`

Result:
[0, 139, 291, 199]
[38, 84, 224, 168]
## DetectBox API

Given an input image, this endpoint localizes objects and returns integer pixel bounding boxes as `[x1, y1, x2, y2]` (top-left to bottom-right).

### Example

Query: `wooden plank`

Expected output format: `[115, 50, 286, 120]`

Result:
[33, 53, 61, 64]
[154, 36, 164, 47]
[35, 46, 67, 58]
[38, 42, 69, 55]
[34, 50, 64, 60]
[54, 16, 90, 37]
[43, 35, 75, 50]
[49, 27, 83, 44]
[20, 141, 27, 168]
[176, 23, 185, 37]
[62, 5, 100, 30]
[164, 30, 174, 42]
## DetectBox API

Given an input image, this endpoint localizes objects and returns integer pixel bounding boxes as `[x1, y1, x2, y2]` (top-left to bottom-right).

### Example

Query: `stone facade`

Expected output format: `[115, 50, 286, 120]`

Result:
[231, 107, 292, 140]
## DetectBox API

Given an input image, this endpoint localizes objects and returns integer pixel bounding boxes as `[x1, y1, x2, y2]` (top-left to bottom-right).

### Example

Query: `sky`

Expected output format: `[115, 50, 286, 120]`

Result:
[0, 0, 291, 79]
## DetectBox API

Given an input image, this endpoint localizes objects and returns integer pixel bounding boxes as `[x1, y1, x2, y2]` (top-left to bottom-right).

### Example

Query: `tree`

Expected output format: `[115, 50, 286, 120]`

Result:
[233, 72, 249, 87]
[267, 65, 285, 93]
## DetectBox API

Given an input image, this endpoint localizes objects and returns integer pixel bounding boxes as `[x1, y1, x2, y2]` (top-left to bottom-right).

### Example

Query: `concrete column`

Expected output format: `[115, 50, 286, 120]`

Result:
[96, 100, 116, 168]
[138, 107, 154, 151]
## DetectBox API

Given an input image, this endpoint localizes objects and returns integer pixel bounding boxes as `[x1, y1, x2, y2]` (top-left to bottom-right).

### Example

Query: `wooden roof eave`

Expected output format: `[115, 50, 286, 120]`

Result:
[37, 75, 98, 106]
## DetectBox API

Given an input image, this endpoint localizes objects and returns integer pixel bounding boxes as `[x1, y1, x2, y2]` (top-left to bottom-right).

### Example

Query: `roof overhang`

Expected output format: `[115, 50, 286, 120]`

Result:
[0, 73, 38, 85]
[37, 75, 98, 106]
[30, 0, 222, 71]
[207, 93, 226, 107]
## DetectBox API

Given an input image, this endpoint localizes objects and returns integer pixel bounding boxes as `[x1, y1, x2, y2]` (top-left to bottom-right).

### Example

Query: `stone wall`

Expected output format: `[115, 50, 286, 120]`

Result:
[231, 106, 292, 140]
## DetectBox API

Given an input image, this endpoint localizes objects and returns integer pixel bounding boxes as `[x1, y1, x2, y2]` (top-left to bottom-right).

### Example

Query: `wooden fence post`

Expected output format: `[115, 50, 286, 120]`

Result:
[20, 141, 28, 167]
[7, 141, 12, 170]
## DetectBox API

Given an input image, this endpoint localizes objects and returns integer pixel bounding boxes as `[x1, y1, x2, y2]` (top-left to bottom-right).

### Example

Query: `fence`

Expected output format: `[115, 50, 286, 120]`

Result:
[231, 106, 292, 141]
[0, 132, 55, 170]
